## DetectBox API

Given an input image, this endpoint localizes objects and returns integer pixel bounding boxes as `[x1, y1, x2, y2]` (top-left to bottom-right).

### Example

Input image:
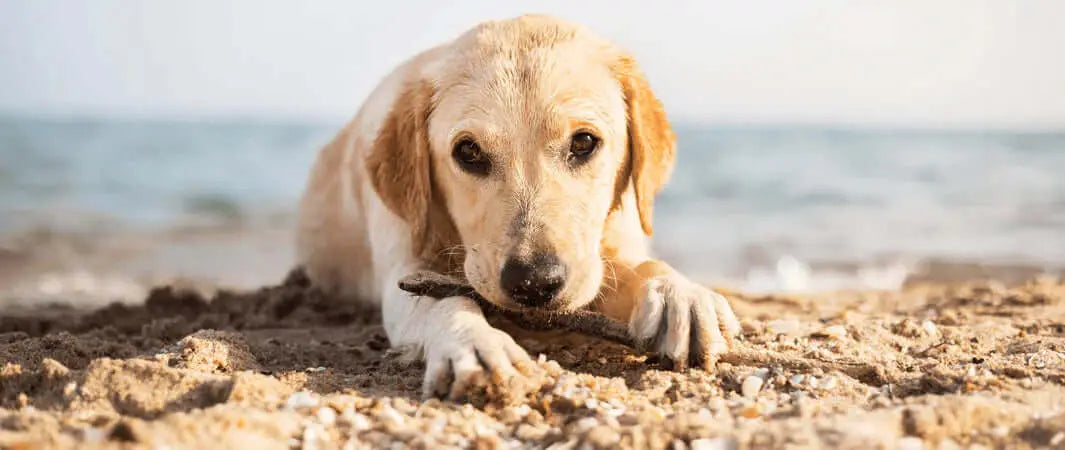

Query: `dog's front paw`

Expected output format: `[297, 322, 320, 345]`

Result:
[421, 297, 533, 400]
[628, 269, 741, 371]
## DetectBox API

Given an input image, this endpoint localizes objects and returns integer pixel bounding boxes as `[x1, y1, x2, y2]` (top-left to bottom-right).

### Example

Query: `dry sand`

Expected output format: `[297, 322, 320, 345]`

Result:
[2, 266, 1065, 449]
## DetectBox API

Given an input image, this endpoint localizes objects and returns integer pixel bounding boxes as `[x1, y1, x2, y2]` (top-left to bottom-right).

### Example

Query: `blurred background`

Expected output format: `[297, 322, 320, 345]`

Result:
[1, 1, 1063, 306]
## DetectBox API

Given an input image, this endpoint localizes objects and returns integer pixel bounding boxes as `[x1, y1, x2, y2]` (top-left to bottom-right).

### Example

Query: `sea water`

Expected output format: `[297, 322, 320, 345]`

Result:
[2, 117, 1063, 292]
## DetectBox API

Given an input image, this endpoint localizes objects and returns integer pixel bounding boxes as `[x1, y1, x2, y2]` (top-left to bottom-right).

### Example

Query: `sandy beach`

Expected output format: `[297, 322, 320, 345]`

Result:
[4, 2, 1064, 448]
[2, 229, 1064, 449]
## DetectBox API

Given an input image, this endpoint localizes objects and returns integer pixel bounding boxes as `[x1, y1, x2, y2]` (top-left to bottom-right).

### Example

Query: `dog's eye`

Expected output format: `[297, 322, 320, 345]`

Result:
[569, 132, 600, 162]
[452, 138, 490, 175]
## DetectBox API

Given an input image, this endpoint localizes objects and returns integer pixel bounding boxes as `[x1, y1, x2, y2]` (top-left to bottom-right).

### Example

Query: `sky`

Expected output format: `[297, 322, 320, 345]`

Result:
[1, 0, 1063, 129]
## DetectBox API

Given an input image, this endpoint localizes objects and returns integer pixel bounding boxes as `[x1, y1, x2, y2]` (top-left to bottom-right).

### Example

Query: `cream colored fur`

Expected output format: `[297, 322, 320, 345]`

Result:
[297, 14, 740, 399]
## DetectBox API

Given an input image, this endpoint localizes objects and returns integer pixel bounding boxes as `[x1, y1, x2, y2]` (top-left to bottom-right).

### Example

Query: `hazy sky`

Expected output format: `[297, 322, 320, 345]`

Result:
[1, 0, 1063, 129]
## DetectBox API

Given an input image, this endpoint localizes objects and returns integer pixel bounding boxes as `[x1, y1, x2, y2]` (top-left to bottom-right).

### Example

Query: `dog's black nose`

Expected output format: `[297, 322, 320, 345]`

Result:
[500, 254, 566, 307]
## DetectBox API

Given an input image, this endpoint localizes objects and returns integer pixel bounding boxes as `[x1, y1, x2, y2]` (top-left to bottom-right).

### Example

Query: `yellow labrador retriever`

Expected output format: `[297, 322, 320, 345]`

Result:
[297, 14, 740, 398]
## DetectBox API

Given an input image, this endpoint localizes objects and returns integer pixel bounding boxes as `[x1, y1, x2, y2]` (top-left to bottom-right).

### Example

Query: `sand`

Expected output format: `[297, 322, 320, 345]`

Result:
[2, 265, 1065, 449]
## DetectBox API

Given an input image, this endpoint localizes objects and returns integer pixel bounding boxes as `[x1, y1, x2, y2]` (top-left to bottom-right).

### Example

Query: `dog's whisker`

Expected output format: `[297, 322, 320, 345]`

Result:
[599, 257, 622, 294]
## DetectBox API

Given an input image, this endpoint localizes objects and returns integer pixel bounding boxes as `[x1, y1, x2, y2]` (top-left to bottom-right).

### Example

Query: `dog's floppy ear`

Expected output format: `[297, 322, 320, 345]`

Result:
[366, 80, 453, 261]
[614, 56, 676, 235]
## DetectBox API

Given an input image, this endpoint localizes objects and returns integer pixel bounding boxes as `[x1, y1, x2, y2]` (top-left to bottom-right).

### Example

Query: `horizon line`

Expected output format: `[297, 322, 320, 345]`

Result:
[2, 109, 1063, 135]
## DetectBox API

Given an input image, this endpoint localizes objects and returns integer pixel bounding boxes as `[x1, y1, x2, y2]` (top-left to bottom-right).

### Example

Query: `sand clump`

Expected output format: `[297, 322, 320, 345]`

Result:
[1, 271, 1065, 448]
[171, 330, 261, 374]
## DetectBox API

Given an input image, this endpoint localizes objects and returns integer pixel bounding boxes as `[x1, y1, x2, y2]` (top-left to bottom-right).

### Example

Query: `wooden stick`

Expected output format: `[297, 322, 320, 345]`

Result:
[397, 270, 902, 384]
[398, 270, 634, 347]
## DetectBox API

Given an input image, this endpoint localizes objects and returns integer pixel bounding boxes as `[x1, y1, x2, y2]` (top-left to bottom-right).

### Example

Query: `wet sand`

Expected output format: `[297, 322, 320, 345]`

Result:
[2, 256, 1064, 449]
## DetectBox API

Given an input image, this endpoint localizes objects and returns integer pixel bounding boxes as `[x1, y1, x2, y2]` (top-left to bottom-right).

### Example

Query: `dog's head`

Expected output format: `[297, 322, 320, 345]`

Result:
[367, 15, 675, 311]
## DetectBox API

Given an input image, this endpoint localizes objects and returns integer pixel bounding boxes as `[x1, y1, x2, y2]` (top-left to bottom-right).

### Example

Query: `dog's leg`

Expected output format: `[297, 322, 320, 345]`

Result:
[379, 266, 533, 400]
[365, 184, 533, 399]
[607, 260, 741, 371]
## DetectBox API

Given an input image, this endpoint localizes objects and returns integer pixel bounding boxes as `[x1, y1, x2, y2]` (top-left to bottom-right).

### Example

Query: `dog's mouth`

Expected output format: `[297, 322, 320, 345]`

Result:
[397, 269, 634, 345]
[481, 287, 573, 312]
[495, 297, 571, 312]
[398, 270, 577, 312]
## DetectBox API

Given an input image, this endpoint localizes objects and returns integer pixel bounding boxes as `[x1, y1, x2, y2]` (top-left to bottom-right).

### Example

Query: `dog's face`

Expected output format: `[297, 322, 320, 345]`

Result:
[367, 17, 675, 311]
[428, 41, 628, 310]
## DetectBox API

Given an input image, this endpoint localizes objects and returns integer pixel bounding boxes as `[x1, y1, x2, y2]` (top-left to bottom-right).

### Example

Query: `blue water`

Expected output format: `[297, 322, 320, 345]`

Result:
[2, 117, 1064, 289]
[0, 118, 330, 231]
[655, 127, 1065, 280]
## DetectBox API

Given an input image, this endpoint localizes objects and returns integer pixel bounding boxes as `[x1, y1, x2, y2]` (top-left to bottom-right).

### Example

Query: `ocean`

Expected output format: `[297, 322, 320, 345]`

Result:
[2, 116, 1063, 293]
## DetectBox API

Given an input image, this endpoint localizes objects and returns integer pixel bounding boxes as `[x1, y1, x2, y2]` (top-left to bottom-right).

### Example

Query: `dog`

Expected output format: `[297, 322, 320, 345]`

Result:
[297, 14, 740, 399]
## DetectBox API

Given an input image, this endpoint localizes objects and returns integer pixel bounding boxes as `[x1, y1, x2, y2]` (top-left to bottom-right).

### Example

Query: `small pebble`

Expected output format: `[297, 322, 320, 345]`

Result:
[303, 424, 325, 450]
[768, 318, 800, 335]
[789, 374, 806, 387]
[707, 397, 727, 412]
[823, 325, 847, 340]
[741, 375, 764, 398]
[807, 376, 820, 389]
[284, 391, 319, 410]
[617, 413, 640, 426]
[573, 417, 600, 433]
[938, 439, 961, 450]
[516, 423, 548, 440]
[1027, 350, 1061, 369]
[921, 320, 938, 336]
[821, 375, 838, 390]
[526, 409, 545, 425]
[428, 417, 446, 434]
[83, 427, 106, 443]
[584, 425, 620, 448]
[392, 397, 415, 414]
[499, 406, 527, 424]
[737, 403, 761, 419]
[896, 436, 924, 450]
[316, 407, 336, 425]
[376, 406, 405, 426]
[690, 437, 738, 450]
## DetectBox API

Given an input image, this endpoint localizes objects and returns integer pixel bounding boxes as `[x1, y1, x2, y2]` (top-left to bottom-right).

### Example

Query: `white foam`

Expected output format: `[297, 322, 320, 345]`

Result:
[741, 255, 913, 294]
